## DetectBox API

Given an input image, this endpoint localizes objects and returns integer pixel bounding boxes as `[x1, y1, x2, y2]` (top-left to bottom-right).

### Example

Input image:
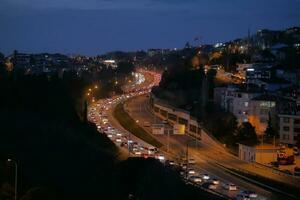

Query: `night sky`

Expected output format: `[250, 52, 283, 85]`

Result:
[1, 0, 300, 56]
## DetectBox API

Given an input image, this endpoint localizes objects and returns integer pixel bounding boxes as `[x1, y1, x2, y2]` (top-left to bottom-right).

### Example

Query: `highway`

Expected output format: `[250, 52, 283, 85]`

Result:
[88, 69, 299, 200]
[124, 93, 300, 200]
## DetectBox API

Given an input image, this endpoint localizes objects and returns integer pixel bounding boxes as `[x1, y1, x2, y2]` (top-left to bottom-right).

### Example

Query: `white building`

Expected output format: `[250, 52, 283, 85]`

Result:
[221, 85, 262, 124]
[248, 94, 277, 135]
[239, 144, 279, 165]
[279, 114, 300, 145]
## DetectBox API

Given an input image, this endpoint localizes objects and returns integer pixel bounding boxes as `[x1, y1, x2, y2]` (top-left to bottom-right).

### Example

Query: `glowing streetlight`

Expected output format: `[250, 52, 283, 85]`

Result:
[87, 93, 90, 96]
[94, 85, 98, 89]
[7, 158, 17, 200]
[88, 88, 92, 92]
[136, 120, 139, 123]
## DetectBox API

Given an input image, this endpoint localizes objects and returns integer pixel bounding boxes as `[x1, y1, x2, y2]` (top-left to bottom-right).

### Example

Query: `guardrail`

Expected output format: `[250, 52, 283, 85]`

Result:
[251, 162, 300, 179]
[214, 162, 299, 200]
[185, 180, 233, 200]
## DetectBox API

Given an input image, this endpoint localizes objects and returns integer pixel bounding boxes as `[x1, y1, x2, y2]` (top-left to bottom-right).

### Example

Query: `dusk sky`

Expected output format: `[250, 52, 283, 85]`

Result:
[1, 0, 300, 56]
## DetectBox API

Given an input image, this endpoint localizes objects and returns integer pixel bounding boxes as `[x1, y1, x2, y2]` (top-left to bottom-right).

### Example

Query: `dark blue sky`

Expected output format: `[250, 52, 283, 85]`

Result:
[1, 0, 300, 56]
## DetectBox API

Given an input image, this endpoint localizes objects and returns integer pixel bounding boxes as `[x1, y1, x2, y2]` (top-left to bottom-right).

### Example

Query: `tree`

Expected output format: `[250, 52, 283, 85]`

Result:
[237, 122, 258, 146]
[116, 61, 135, 74]
[206, 69, 217, 99]
[264, 113, 278, 138]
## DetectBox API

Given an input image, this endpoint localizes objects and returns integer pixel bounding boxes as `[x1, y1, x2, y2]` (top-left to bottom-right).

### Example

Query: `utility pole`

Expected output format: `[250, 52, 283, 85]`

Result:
[185, 142, 189, 179]
[128, 130, 131, 157]
[167, 129, 170, 152]
[7, 159, 17, 200]
[15, 162, 17, 200]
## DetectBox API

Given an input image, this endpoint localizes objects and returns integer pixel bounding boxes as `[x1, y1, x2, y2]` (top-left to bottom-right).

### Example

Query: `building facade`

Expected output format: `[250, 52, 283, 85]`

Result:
[239, 144, 279, 165]
[279, 114, 300, 145]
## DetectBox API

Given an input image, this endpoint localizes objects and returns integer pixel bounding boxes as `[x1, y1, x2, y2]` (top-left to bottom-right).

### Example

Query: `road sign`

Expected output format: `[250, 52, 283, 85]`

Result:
[174, 124, 185, 135]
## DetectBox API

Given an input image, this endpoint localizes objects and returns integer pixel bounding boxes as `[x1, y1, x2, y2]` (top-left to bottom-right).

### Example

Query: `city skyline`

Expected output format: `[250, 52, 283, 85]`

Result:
[0, 0, 300, 56]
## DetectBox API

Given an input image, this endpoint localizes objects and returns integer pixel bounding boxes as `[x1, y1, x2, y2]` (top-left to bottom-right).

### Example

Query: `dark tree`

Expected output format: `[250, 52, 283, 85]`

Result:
[206, 69, 217, 99]
[237, 122, 259, 146]
[116, 61, 135, 74]
[264, 113, 278, 138]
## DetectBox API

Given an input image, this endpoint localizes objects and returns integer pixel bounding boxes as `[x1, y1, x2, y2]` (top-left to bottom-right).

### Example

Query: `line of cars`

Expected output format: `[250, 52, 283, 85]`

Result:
[88, 95, 163, 159]
[165, 159, 260, 200]
[88, 70, 165, 161]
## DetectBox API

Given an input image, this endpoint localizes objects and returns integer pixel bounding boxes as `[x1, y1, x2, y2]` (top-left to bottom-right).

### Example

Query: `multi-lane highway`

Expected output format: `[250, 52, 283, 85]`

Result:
[88, 69, 299, 200]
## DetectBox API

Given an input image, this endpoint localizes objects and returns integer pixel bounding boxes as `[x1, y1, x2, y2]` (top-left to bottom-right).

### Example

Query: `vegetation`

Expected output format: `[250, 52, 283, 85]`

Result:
[113, 102, 163, 148]
[203, 110, 239, 148]
[236, 122, 259, 146]
[264, 114, 278, 139]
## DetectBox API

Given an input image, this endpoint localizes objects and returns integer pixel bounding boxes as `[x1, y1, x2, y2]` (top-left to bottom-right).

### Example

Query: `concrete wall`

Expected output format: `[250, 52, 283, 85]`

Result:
[150, 94, 201, 139]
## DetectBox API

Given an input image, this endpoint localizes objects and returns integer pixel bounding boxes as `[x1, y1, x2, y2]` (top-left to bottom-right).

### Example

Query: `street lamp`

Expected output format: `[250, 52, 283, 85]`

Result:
[94, 85, 98, 89]
[7, 158, 17, 200]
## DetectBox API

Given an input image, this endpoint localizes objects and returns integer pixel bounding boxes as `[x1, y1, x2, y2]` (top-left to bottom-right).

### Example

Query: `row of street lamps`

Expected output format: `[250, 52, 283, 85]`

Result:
[86, 84, 99, 103]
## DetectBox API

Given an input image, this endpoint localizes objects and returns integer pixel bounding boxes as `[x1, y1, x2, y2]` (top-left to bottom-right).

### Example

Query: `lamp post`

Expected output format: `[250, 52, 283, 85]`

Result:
[7, 159, 17, 200]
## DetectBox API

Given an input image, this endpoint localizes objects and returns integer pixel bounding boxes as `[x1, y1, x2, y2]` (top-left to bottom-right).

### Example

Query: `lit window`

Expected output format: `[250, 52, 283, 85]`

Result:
[244, 102, 249, 107]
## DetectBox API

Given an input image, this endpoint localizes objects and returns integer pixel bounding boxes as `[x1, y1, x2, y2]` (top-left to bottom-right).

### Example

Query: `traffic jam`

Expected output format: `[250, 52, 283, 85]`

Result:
[88, 70, 265, 200]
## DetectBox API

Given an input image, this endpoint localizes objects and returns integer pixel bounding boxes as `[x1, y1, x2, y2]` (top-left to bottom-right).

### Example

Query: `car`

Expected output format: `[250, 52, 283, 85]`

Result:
[116, 133, 122, 137]
[202, 182, 217, 190]
[128, 140, 133, 144]
[188, 169, 196, 175]
[211, 178, 220, 185]
[188, 158, 196, 164]
[134, 151, 142, 156]
[115, 138, 122, 143]
[223, 183, 237, 191]
[236, 194, 250, 200]
[166, 160, 176, 166]
[188, 176, 202, 183]
[181, 163, 187, 170]
[202, 174, 210, 180]
[248, 191, 258, 198]
[156, 155, 165, 161]
[208, 183, 217, 190]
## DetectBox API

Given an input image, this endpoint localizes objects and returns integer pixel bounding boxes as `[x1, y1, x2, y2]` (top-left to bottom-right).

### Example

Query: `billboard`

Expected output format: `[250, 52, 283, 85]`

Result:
[174, 124, 185, 135]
